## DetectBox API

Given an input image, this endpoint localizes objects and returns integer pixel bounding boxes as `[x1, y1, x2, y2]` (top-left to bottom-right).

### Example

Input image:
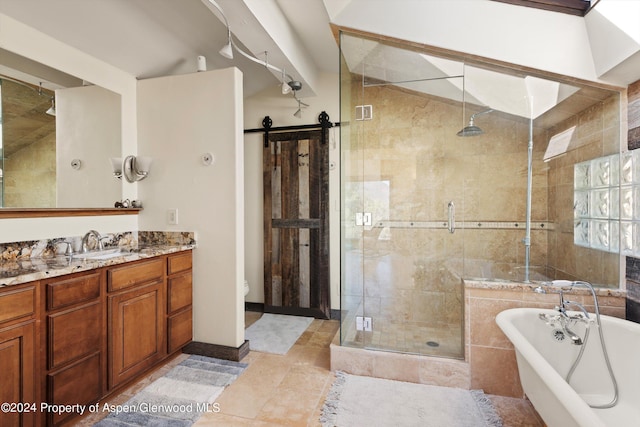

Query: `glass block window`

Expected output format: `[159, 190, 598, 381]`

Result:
[574, 151, 639, 254]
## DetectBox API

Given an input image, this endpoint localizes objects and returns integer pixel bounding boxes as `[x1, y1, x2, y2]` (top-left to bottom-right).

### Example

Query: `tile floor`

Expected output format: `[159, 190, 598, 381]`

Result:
[72, 311, 545, 426]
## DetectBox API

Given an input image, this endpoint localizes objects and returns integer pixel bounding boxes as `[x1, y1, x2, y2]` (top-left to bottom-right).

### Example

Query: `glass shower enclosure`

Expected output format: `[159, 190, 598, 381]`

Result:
[339, 31, 623, 358]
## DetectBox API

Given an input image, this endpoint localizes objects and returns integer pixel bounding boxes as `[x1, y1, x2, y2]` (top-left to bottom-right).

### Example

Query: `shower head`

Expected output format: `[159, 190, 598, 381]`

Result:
[457, 109, 494, 137]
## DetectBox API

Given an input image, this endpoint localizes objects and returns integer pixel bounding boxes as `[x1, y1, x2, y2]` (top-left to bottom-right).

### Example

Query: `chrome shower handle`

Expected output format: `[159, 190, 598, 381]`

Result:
[448, 201, 455, 234]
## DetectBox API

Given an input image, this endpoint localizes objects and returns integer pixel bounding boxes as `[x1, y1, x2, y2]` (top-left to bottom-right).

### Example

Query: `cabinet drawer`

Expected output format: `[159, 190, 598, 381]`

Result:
[47, 352, 101, 426]
[108, 258, 164, 292]
[168, 251, 192, 275]
[168, 308, 192, 353]
[48, 302, 102, 370]
[168, 272, 192, 314]
[46, 271, 101, 311]
[0, 284, 36, 323]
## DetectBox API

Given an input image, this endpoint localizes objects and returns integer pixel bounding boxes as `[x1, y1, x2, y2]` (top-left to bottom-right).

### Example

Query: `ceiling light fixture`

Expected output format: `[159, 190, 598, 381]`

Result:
[45, 98, 56, 116]
[281, 69, 291, 94]
[293, 94, 309, 118]
[204, 0, 302, 93]
[219, 30, 233, 59]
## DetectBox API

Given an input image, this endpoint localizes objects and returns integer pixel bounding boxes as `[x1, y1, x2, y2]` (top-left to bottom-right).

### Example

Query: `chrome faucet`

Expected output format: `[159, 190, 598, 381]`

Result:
[52, 238, 74, 256]
[536, 281, 592, 345]
[81, 230, 103, 253]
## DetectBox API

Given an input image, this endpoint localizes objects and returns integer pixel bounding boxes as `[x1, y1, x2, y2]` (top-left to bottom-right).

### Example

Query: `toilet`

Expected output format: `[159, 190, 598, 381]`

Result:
[244, 280, 249, 297]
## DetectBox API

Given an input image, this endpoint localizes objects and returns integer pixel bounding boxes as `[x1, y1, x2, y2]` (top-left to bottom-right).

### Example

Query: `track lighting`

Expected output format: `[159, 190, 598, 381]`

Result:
[219, 29, 233, 59]
[45, 98, 56, 116]
[293, 96, 308, 118]
[282, 69, 291, 94]
[205, 0, 302, 93]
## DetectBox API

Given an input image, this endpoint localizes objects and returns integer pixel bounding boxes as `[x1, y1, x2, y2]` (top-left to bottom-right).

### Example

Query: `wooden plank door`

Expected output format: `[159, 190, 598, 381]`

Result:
[263, 130, 330, 319]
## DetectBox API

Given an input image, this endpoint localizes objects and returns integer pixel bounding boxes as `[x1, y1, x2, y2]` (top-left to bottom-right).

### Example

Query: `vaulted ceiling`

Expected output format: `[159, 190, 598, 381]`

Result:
[0, 0, 638, 102]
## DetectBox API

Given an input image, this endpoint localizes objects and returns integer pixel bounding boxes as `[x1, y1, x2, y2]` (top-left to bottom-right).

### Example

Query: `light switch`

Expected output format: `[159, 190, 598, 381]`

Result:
[167, 209, 179, 225]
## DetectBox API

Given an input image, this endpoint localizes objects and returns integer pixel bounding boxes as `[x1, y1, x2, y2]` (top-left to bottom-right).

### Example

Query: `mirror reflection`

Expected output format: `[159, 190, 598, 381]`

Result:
[0, 50, 122, 208]
[0, 78, 56, 207]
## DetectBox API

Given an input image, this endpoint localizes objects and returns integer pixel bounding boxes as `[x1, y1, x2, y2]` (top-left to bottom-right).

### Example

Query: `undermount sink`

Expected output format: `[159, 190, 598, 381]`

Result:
[73, 248, 125, 260]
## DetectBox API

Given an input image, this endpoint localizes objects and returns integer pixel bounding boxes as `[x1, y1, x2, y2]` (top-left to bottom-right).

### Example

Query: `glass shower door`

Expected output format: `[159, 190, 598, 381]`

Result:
[340, 32, 466, 358]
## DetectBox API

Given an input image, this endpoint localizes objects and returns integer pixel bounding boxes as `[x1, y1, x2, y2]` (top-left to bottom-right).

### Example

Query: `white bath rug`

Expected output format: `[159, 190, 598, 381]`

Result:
[245, 313, 314, 354]
[321, 372, 503, 427]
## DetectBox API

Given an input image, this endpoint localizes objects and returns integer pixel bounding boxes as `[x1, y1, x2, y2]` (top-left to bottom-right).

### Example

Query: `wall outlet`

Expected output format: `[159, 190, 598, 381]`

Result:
[167, 208, 179, 225]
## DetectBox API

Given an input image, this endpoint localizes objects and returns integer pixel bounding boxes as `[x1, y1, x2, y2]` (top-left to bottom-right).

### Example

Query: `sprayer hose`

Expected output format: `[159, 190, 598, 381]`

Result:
[565, 303, 618, 408]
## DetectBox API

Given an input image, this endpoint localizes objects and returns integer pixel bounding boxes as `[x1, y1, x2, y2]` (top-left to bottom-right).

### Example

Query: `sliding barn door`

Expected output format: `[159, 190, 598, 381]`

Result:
[263, 130, 330, 319]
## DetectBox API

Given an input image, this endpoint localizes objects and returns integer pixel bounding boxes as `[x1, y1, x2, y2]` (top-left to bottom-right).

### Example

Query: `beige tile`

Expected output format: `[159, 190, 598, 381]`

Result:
[489, 395, 545, 427]
[471, 346, 524, 398]
[418, 357, 470, 389]
[330, 344, 375, 376]
[215, 381, 274, 419]
[71, 311, 541, 427]
[256, 386, 323, 427]
[469, 297, 521, 348]
[194, 412, 281, 426]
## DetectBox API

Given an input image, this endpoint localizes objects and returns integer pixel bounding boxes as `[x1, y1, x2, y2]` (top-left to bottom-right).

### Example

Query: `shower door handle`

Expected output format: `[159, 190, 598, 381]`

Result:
[448, 201, 455, 234]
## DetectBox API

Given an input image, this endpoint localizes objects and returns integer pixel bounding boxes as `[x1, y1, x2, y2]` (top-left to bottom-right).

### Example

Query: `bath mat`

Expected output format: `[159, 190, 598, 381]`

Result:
[245, 313, 314, 354]
[94, 355, 247, 426]
[320, 372, 503, 427]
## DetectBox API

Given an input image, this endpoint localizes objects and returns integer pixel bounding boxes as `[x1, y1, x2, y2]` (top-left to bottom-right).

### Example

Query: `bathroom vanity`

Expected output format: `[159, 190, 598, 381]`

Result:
[0, 248, 193, 426]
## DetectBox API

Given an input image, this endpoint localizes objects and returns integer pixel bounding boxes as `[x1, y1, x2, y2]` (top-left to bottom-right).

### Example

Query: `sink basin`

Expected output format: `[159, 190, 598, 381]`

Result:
[73, 248, 125, 260]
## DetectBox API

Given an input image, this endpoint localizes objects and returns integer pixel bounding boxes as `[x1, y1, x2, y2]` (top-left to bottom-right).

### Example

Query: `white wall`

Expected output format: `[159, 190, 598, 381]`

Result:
[331, 0, 607, 84]
[243, 71, 341, 311]
[137, 68, 245, 348]
[57, 85, 122, 208]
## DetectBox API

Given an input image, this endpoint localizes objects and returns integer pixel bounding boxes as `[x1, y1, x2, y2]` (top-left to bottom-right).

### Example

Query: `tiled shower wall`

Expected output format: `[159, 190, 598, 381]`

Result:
[3, 129, 56, 207]
[546, 95, 621, 287]
[342, 79, 550, 356]
[343, 77, 622, 337]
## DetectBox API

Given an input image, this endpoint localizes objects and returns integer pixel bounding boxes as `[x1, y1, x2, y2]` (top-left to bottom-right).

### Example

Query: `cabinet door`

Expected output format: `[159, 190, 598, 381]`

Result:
[0, 322, 36, 427]
[108, 281, 165, 389]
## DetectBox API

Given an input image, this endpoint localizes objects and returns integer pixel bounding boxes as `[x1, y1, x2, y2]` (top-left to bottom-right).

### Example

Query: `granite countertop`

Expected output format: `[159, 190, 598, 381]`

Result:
[0, 244, 195, 288]
[464, 278, 627, 298]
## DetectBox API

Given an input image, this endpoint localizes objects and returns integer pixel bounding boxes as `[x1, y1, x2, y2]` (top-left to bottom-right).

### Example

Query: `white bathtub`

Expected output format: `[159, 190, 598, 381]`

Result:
[496, 307, 640, 427]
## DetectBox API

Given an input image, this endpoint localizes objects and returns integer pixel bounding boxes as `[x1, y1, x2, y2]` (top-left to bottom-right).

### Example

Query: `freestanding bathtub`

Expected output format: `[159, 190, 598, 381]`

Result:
[496, 307, 640, 427]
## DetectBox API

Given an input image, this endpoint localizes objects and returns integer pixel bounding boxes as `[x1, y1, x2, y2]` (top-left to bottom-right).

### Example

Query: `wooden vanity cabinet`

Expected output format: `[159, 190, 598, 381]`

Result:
[167, 251, 193, 354]
[107, 258, 166, 389]
[0, 250, 193, 427]
[42, 270, 104, 427]
[0, 282, 39, 427]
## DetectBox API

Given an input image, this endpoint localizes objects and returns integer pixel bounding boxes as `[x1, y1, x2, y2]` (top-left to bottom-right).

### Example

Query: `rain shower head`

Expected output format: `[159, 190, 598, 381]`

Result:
[457, 109, 494, 137]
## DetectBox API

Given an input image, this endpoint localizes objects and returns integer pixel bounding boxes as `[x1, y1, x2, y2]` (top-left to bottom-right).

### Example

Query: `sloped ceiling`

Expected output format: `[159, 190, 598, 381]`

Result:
[0, 0, 638, 104]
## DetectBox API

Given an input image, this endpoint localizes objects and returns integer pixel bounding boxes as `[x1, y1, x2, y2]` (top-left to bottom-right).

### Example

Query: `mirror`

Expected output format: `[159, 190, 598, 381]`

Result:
[0, 49, 122, 209]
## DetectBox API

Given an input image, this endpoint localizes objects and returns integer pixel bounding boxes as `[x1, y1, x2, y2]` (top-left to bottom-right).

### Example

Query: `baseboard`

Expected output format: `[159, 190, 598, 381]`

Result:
[245, 302, 341, 321]
[182, 340, 250, 362]
[245, 302, 264, 312]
